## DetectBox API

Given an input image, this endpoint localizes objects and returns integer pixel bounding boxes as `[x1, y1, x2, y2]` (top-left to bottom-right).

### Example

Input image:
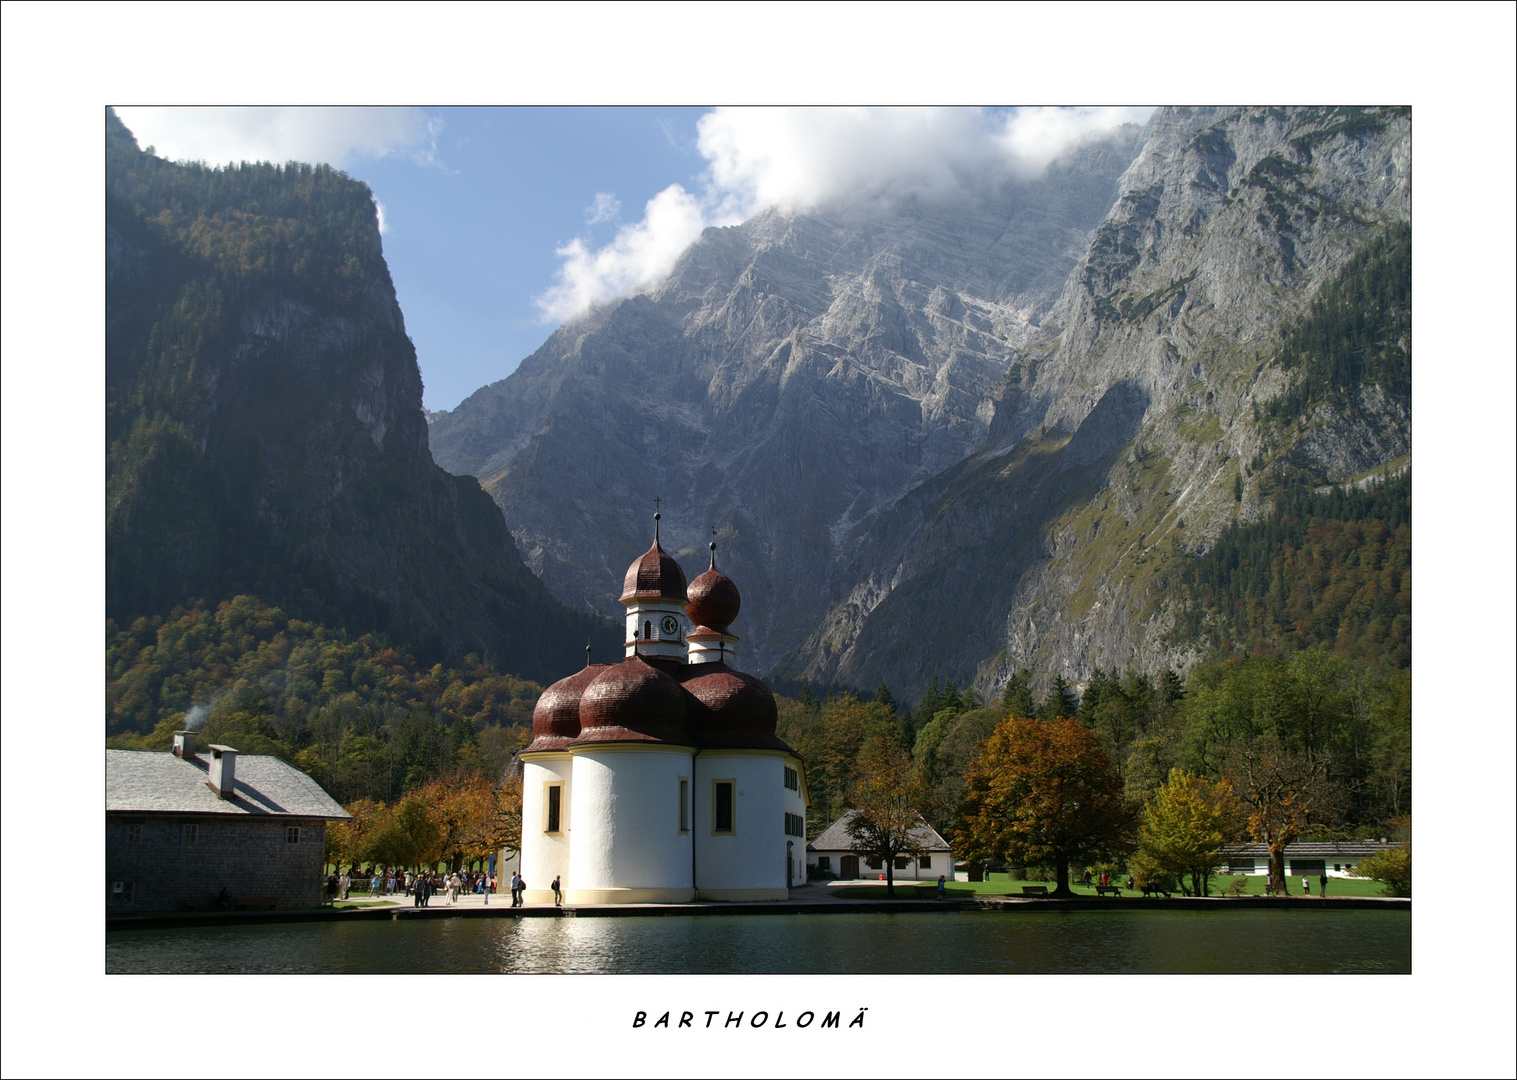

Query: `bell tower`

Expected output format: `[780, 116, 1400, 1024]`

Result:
[619, 503, 689, 663]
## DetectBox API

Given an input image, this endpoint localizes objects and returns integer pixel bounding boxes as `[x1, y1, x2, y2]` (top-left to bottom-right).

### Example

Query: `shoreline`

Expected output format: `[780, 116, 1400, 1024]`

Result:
[106, 891, 1409, 931]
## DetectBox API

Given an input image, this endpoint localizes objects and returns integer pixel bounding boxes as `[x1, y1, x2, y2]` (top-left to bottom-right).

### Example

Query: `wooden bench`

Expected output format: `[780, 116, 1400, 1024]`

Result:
[1020, 885, 1049, 896]
[1094, 884, 1124, 897]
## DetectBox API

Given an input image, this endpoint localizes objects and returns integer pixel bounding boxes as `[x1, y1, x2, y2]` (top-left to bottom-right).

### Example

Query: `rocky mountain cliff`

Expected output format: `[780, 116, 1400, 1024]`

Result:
[430, 129, 1144, 667]
[105, 111, 618, 680]
[429, 107, 1411, 699]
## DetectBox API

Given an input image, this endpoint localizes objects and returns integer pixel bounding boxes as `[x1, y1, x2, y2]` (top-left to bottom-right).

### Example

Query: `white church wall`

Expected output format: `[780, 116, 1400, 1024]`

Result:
[520, 753, 572, 904]
[566, 746, 695, 904]
[694, 752, 789, 900]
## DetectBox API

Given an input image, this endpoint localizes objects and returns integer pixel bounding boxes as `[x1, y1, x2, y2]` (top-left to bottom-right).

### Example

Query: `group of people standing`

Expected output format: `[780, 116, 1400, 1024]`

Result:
[330, 868, 501, 904]
[326, 867, 569, 907]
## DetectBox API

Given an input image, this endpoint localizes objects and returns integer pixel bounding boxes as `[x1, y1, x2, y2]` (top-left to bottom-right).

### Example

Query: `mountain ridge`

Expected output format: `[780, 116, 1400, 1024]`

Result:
[425, 106, 1411, 699]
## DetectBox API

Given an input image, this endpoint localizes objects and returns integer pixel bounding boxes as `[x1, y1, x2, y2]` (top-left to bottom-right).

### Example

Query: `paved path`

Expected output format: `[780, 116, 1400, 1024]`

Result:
[333, 882, 880, 911]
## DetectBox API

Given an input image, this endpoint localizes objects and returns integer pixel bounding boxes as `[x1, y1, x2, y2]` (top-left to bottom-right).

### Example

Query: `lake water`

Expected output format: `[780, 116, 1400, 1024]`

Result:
[106, 908, 1409, 974]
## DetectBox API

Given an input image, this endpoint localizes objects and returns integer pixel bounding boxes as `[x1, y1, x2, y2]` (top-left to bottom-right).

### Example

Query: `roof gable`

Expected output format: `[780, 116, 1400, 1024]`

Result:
[106, 750, 350, 819]
[809, 809, 950, 852]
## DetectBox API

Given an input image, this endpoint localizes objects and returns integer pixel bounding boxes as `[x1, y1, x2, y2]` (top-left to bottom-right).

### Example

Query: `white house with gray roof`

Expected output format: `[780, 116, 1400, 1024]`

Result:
[106, 732, 349, 911]
[806, 809, 952, 882]
[1218, 840, 1402, 880]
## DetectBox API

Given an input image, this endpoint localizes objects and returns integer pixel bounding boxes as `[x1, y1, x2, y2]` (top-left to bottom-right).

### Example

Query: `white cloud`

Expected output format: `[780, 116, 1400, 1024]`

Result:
[994, 107, 1156, 179]
[697, 106, 995, 211]
[111, 106, 440, 169]
[536, 107, 1154, 323]
[585, 192, 621, 225]
[535, 184, 712, 323]
[372, 195, 390, 235]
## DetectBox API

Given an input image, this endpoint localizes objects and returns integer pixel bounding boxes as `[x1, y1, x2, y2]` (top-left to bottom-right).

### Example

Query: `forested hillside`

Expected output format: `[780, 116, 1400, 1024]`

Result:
[106, 109, 617, 684]
[1264, 221, 1411, 433]
[106, 595, 538, 805]
[1173, 472, 1410, 667]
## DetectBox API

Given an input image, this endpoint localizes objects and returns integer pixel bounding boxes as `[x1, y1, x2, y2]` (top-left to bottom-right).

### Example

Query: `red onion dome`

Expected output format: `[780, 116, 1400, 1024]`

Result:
[572, 655, 691, 746]
[686, 567, 740, 634]
[680, 663, 790, 751]
[620, 539, 688, 604]
[524, 664, 607, 753]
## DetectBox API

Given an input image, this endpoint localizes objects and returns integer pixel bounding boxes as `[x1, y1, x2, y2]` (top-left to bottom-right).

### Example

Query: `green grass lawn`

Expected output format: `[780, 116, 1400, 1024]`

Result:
[829, 873, 1392, 900]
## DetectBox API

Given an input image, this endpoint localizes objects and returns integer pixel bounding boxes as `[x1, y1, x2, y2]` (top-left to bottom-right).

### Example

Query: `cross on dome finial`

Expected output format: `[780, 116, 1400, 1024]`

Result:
[709, 526, 717, 569]
[653, 497, 662, 542]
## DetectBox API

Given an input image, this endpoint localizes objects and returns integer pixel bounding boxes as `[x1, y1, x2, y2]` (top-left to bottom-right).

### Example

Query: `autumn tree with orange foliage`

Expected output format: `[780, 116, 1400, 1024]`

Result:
[956, 715, 1131, 897]
[328, 767, 523, 874]
[845, 735, 938, 898]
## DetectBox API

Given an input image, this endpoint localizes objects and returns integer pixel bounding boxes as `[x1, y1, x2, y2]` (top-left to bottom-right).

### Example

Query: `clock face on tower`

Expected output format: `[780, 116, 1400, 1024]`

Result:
[660, 615, 680, 637]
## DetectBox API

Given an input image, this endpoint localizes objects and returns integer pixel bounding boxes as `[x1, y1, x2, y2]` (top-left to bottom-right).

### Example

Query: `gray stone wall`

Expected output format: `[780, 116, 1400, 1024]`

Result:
[106, 814, 328, 911]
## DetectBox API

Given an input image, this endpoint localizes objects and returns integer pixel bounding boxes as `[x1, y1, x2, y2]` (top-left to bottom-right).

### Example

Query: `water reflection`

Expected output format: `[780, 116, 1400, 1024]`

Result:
[106, 910, 1409, 974]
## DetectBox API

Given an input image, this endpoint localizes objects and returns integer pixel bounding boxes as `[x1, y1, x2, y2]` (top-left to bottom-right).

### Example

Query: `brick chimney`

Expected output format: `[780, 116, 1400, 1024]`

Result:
[208, 745, 238, 799]
[173, 731, 197, 759]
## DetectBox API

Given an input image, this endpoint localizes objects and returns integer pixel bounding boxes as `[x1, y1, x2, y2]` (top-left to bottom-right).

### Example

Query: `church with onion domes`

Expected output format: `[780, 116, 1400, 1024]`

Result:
[518, 511, 809, 904]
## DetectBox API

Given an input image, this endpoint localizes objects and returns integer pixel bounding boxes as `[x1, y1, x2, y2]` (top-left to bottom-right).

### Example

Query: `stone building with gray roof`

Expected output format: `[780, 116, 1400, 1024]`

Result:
[107, 732, 349, 912]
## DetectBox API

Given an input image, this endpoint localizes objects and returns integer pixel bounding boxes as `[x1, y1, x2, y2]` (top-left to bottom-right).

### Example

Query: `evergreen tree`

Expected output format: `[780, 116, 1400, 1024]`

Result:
[1001, 669, 1036, 718]
[1041, 674, 1077, 720]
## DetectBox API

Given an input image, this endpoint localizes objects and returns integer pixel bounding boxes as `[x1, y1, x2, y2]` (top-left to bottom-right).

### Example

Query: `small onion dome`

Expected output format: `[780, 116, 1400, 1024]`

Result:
[681, 663, 790, 751]
[572, 655, 691, 746]
[685, 566, 740, 634]
[524, 664, 608, 753]
[620, 539, 688, 604]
